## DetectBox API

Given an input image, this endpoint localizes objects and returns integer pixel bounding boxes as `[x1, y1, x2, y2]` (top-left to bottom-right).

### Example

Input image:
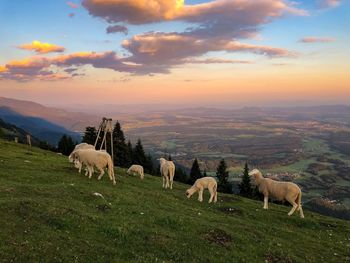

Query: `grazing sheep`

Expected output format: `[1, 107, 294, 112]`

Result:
[249, 169, 304, 218]
[69, 143, 95, 173]
[186, 177, 217, 203]
[71, 149, 116, 185]
[159, 158, 175, 189]
[127, 165, 144, 179]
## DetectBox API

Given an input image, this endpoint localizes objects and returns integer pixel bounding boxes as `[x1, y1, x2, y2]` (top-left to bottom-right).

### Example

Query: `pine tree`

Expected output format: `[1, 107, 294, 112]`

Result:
[113, 121, 128, 167]
[189, 158, 202, 184]
[82, 126, 97, 145]
[126, 140, 133, 167]
[133, 139, 147, 166]
[175, 166, 189, 184]
[144, 153, 154, 175]
[239, 162, 252, 197]
[57, 134, 75, 156]
[216, 159, 231, 193]
[168, 154, 172, 161]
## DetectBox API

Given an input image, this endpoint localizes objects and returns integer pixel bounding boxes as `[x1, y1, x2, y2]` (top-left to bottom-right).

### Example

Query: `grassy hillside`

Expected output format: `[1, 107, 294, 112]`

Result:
[0, 139, 349, 262]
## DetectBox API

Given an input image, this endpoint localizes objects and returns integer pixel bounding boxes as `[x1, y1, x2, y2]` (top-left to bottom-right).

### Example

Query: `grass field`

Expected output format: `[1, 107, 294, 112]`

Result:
[0, 139, 349, 262]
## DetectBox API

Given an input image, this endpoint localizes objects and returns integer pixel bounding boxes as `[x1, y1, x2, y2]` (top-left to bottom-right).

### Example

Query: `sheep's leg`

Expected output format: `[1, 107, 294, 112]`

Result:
[78, 163, 82, 173]
[87, 166, 93, 179]
[263, 196, 269, 209]
[165, 176, 170, 189]
[298, 205, 305, 218]
[208, 187, 214, 203]
[170, 178, 173, 190]
[162, 176, 165, 188]
[214, 189, 217, 203]
[97, 168, 105, 180]
[198, 188, 204, 202]
[288, 202, 298, 216]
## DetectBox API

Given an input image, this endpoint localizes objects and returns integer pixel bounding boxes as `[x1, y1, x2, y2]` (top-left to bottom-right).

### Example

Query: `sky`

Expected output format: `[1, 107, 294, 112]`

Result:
[0, 0, 349, 107]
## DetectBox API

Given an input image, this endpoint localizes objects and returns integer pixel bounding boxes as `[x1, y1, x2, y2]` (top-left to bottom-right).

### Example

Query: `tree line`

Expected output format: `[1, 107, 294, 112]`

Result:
[57, 122, 258, 199]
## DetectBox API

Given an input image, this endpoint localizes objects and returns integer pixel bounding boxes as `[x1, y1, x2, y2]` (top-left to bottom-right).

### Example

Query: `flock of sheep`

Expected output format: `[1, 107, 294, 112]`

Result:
[68, 143, 304, 218]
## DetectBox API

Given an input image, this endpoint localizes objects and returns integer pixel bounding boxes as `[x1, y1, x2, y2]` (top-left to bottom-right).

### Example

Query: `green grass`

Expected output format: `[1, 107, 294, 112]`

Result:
[0, 139, 350, 262]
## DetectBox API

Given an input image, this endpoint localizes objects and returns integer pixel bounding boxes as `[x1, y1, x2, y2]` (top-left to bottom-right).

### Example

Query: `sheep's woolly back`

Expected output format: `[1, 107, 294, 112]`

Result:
[159, 158, 175, 177]
[249, 169, 301, 201]
[69, 143, 95, 162]
[127, 165, 144, 176]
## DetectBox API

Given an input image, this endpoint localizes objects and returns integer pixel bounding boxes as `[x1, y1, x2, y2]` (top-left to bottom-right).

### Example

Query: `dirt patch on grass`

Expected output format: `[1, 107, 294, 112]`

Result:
[218, 206, 244, 216]
[265, 251, 294, 263]
[203, 229, 232, 248]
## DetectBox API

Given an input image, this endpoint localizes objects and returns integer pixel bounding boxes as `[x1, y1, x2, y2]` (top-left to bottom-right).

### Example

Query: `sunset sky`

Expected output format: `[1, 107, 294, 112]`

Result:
[0, 0, 349, 107]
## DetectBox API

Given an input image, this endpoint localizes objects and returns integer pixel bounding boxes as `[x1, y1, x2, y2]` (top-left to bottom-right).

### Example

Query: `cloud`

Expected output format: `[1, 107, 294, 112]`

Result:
[0, 52, 140, 81]
[67, 1, 79, 9]
[183, 58, 253, 64]
[17, 40, 65, 54]
[299, 37, 335, 43]
[317, 0, 341, 9]
[122, 32, 296, 69]
[106, 25, 128, 35]
[81, 0, 303, 74]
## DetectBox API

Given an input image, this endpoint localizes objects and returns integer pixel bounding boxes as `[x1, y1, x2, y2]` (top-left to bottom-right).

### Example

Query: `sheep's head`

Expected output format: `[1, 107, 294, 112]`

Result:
[74, 159, 81, 169]
[249, 169, 263, 182]
[185, 187, 196, 198]
[159, 157, 167, 164]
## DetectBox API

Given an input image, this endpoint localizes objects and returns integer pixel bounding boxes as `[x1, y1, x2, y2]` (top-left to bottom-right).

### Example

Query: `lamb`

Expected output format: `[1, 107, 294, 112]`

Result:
[159, 157, 175, 189]
[127, 164, 144, 179]
[249, 169, 304, 218]
[186, 177, 218, 203]
[71, 149, 116, 185]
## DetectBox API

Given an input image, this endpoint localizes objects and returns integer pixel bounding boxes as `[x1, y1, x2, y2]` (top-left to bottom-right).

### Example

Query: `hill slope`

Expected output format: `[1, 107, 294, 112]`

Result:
[0, 96, 99, 131]
[0, 107, 80, 145]
[0, 140, 349, 262]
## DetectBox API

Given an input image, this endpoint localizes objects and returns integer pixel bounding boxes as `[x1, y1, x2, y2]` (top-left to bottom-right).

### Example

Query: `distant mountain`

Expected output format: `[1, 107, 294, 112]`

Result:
[0, 107, 80, 145]
[0, 97, 100, 132]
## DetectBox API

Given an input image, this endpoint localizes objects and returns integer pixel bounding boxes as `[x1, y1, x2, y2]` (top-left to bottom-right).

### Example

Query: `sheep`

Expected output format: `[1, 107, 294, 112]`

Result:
[71, 149, 116, 185]
[249, 169, 304, 218]
[159, 157, 175, 189]
[186, 177, 218, 203]
[69, 143, 95, 173]
[127, 164, 144, 179]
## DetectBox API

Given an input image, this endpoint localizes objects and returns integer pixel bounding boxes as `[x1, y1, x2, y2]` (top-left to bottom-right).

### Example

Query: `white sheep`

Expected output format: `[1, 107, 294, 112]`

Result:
[68, 143, 95, 173]
[159, 157, 175, 189]
[186, 177, 218, 203]
[71, 149, 116, 185]
[127, 164, 144, 179]
[249, 169, 304, 218]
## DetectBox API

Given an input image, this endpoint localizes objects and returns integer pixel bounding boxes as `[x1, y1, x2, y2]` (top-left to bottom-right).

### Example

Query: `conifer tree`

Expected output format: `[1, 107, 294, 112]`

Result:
[82, 126, 97, 145]
[216, 159, 231, 193]
[189, 158, 202, 184]
[113, 121, 128, 167]
[133, 139, 147, 166]
[57, 134, 75, 156]
[203, 169, 207, 177]
[239, 162, 252, 197]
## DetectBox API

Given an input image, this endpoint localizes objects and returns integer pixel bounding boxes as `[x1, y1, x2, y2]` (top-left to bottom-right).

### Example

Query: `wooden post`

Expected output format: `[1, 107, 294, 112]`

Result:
[26, 135, 32, 147]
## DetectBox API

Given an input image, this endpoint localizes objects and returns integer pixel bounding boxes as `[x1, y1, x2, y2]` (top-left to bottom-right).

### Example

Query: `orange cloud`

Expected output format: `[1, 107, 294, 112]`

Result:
[67, 1, 79, 9]
[17, 40, 65, 54]
[0, 51, 139, 81]
[299, 37, 335, 43]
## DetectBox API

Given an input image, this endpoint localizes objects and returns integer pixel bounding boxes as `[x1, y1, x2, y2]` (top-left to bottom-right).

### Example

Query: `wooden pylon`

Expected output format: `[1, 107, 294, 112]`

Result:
[94, 117, 114, 164]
